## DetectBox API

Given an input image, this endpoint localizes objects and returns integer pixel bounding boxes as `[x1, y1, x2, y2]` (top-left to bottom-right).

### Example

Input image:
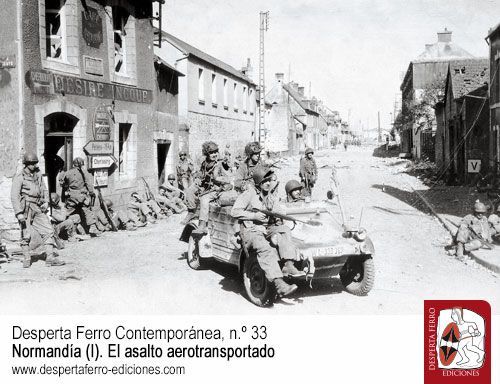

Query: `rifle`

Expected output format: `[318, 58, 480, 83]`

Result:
[142, 177, 158, 204]
[94, 177, 117, 232]
[252, 208, 321, 226]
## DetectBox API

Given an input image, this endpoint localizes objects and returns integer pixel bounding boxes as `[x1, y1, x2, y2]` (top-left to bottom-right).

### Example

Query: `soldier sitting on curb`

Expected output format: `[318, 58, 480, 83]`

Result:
[158, 174, 187, 214]
[487, 205, 500, 242]
[103, 200, 139, 231]
[48, 192, 79, 242]
[455, 200, 494, 259]
[128, 192, 157, 224]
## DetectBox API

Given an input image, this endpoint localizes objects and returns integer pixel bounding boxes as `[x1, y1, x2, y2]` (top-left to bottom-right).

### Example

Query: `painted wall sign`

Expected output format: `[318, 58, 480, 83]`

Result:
[93, 169, 108, 187]
[26, 70, 152, 103]
[0, 55, 16, 69]
[82, 7, 103, 48]
[84, 140, 114, 155]
[467, 159, 481, 173]
[83, 56, 104, 76]
[26, 70, 53, 94]
[93, 105, 112, 141]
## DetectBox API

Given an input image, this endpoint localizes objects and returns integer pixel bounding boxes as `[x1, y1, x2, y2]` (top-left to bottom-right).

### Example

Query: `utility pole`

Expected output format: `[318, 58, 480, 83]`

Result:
[377, 111, 381, 143]
[258, 11, 269, 146]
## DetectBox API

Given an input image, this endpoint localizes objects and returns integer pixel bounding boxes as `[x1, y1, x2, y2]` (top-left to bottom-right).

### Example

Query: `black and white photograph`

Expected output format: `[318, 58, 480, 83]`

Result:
[0, 1, 499, 382]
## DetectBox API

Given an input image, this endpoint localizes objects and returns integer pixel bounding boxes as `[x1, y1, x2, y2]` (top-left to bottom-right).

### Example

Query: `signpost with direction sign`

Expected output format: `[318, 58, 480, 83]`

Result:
[90, 155, 116, 169]
[83, 140, 113, 155]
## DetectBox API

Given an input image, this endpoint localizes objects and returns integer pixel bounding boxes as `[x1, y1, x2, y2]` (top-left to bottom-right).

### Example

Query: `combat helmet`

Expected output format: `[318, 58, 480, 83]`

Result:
[305, 147, 314, 155]
[245, 142, 262, 158]
[167, 174, 176, 181]
[104, 199, 113, 209]
[23, 152, 39, 164]
[202, 141, 219, 156]
[73, 157, 85, 167]
[474, 200, 487, 214]
[285, 180, 303, 196]
[253, 167, 274, 186]
[50, 192, 60, 205]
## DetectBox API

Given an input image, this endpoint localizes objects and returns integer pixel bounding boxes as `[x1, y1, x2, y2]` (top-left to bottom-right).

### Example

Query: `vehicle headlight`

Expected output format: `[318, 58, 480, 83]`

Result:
[353, 228, 367, 242]
[360, 238, 374, 254]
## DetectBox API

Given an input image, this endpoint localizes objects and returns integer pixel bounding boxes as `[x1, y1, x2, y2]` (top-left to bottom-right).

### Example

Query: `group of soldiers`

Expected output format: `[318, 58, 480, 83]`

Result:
[9, 153, 188, 268]
[454, 200, 500, 259]
[7, 141, 319, 299]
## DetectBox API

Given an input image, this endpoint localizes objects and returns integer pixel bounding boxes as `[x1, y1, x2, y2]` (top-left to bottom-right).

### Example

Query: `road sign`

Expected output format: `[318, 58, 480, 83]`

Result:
[84, 140, 113, 155]
[93, 169, 108, 187]
[90, 155, 116, 169]
[468, 159, 481, 173]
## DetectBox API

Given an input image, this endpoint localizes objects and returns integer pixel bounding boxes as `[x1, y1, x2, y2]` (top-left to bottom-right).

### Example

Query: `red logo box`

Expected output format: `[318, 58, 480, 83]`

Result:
[424, 300, 491, 384]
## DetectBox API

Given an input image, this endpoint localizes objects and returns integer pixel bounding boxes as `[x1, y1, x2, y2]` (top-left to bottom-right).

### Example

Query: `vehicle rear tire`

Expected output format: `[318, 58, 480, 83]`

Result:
[242, 255, 275, 307]
[340, 256, 374, 296]
[187, 235, 205, 270]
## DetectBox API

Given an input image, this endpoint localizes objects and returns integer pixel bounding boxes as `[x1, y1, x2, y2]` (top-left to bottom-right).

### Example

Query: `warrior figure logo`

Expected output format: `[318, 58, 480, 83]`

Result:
[437, 307, 486, 369]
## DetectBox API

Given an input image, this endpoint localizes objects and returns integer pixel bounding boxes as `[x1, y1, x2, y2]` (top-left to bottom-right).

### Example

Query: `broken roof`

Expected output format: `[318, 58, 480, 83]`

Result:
[154, 55, 185, 77]
[448, 59, 489, 100]
[158, 30, 255, 86]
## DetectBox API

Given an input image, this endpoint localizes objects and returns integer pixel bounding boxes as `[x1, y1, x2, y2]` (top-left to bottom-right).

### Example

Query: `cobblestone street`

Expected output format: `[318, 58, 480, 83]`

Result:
[1, 147, 498, 315]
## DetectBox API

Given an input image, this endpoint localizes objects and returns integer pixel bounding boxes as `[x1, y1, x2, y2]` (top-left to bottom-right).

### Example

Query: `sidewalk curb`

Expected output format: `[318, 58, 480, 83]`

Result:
[468, 251, 500, 274]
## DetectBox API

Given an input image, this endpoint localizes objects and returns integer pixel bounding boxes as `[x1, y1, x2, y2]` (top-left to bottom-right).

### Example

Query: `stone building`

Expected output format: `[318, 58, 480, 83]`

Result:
[264, 73, 331, 155]
[487, 23, 500, 173]
[436, 59, 489, 184]
[154, 31, 256, 162]
[400, 29, 474, 160]
[0, 0, 172, 239]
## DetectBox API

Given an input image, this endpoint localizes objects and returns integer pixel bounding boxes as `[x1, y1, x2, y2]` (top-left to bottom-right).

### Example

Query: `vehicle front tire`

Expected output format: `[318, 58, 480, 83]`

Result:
[187, 235, 205, 270]
[242, 254, 275, 307]
[340, 256, 374, 296]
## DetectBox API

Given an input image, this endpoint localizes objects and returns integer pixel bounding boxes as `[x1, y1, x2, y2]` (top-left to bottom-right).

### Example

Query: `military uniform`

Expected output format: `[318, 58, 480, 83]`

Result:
[234, 160, 262, 192]
[50, 198, 80, 240]
[127, 195, 156, 224]
[456, 214, 493, 252]
[176, 157, 194, 191]
[299, 152, 317, 197]
[158, 181, 187, 214]
[60, 166, 97, 229]
[11, 168, 56, 252]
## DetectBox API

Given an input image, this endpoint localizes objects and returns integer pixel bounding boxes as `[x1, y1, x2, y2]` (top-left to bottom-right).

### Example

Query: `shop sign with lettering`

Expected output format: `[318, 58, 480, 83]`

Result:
[0, 55, 16, 69]
[26, 70, 153, 104]
[93, 105, 112, 141]
[82, 7, 103, 48]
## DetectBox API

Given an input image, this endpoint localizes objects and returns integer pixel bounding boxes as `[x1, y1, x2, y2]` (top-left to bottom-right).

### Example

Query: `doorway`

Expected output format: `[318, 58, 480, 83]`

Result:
[44, 113, 77, 195]
[157, 141, 170, 186]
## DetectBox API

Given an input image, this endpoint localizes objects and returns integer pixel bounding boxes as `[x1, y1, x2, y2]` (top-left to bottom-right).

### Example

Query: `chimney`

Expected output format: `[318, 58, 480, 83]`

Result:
[298, 86, 305, 96]
[241, 58, 253, 81]
[437, 28, 452, 43]
[275, 73, 284, 84]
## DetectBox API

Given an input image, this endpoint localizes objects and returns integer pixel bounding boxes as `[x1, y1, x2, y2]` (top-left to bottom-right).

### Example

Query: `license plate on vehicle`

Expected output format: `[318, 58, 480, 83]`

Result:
[309, 246, 343, 257]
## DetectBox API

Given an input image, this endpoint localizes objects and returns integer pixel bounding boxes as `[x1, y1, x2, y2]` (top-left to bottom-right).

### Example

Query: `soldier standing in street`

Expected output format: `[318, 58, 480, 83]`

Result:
[176, 150, 194, 191]
[60, 157, 100, 236]
[455, 200, 494, 259]
[189, 141, 235, 235]
[299, 148, 318, 198]
[11, 152, 65, 267]
[234, 141, 263, 192]
[231, 167, 299, 297]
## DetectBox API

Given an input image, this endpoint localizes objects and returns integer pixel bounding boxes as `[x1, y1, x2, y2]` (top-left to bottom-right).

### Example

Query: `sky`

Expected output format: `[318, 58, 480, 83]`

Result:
[160, 0, 499, 132]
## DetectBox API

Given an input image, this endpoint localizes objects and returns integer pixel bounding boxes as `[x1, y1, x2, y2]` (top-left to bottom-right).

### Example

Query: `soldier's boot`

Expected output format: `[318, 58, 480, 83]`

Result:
[282, 260, 306, 277]
[45, 246, 65, 267]
[273, 278, 298, 297]
[88, 224, 101, 237]
[192, 220, 208, 235]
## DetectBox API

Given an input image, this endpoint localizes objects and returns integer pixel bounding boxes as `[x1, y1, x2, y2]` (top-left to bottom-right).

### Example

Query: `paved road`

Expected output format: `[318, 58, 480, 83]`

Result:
[1, 147, 498, 315]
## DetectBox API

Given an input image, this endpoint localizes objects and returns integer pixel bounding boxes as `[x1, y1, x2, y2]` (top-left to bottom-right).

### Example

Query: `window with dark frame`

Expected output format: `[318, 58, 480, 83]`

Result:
[45, 0, 65, 59]
[118, 123, 131, 174]
[112, 6, 129, 74]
